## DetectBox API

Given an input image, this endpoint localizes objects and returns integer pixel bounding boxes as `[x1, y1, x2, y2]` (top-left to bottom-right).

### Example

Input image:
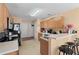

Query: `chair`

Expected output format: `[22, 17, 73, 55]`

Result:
[66, 42, 76, 54]
[59, 45, 73, 55]
[74, 38, 79, 54]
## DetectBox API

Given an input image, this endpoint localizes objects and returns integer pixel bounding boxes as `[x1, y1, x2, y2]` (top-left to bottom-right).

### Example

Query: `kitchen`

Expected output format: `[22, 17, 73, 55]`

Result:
[0, 3, 79, 55]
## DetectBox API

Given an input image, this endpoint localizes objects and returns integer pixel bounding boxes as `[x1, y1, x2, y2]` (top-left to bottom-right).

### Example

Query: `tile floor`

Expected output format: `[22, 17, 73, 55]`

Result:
[19, 39, 40, 55]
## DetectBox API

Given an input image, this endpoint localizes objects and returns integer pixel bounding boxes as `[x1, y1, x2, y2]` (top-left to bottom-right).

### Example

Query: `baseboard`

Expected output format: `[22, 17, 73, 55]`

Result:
[22, 37, 34, 41]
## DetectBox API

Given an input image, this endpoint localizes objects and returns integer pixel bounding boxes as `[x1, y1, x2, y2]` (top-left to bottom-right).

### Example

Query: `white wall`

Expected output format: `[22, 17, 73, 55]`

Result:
[20, 21, 34, 38]
[34, 19, 40, 41]
[62, 8, 79, 34]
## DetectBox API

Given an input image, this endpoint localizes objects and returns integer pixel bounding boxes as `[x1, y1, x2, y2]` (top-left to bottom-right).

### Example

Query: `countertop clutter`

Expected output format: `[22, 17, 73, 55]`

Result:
[41, 33, 77, 41]
[0, 39, 18, 55]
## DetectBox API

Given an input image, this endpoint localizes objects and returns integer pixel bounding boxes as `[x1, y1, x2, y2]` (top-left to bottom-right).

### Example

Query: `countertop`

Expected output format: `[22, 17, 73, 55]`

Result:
[0, 39, 18, 55]
[40, 34, 77, 41]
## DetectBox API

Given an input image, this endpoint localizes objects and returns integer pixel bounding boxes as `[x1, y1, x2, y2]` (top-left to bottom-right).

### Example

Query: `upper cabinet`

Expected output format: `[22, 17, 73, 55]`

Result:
[3, 4, 9, 29]
[46, 19, 57, 29]
[56, 17, 64, 29]
[40, 16, 64, 30]
[40, 20, 48, 28]
[54, 16, 64, 29]
[0, 4, 10, 32]
[0, 4, 4, 32]
[12, 16, 22, 23]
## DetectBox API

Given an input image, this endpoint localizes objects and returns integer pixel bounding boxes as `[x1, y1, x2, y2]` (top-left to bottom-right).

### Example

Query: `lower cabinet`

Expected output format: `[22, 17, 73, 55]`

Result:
[38, 33, 42, 41]
[40, 38, 48, 55]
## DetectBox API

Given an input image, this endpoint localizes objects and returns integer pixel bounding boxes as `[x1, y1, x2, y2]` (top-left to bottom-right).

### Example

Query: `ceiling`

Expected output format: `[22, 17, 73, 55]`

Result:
[6, 3, 79, 21]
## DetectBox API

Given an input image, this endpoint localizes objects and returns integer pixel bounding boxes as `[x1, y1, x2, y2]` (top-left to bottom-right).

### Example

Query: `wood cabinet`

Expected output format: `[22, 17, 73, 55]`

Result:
[38, 33, 42, 41]
[0, 4, 9, 32]
[0, 4, 4, 32]
[40, 38, 48, 55]
[12, 17, 22, 23]
[0, 18, 4, 32]
[56, 17, 64, 29]
[40, 20, 48, 28]
[47, 19, 57, 29]
[3, 4, 9, 29]
[40, 16, 64, 30]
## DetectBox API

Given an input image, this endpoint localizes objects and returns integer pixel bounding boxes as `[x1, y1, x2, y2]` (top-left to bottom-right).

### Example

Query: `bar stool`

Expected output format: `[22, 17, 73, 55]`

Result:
[59, 45, 66, 55]
[66, 42, 76, 54]
[75, 43, 79, 54]
[74, 38, 79, 54]
[59, 45, 73, 55]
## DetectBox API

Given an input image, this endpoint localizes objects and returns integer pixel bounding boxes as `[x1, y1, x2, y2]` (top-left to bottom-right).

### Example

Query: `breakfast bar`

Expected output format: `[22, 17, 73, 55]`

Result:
[40, 34, 77, 55]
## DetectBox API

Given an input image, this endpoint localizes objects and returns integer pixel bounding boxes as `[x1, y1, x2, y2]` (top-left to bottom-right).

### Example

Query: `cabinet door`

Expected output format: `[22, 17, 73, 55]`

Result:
[0, 4, 9, 31]
[56, 17, 64, 29]
[40, 16, 64, 29]
[40, 38, 48, 55]
[43, 20, 48, 28]
[40, 21, 44, 28]
[3, 4, 7, 29]
[3, 4, 10, 29]
[47, 19, 57, 29]
[0, 18, 4, 32]
[40, 20, 48, 28]
[0, 4, 4, 32]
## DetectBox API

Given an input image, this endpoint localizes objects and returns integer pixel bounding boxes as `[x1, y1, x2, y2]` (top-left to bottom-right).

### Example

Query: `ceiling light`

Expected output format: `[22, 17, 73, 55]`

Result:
[30, 9, 42, 16]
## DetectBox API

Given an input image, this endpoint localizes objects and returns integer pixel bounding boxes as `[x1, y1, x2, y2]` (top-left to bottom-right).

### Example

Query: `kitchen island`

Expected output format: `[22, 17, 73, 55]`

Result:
[0, 39, 18, 55]
[40, 34, 77, 55]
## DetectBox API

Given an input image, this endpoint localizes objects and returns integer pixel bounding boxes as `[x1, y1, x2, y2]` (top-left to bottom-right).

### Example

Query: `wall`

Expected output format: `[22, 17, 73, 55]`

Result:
[62, 8, 79, 34]
[21, 21, 34, 38]
[34, 19, 40, 41]
[12, 16, 34, 38]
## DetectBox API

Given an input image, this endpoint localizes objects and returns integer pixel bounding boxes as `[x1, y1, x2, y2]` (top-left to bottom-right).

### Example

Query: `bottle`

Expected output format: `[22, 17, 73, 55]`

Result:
[68, 29, 71, 34]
